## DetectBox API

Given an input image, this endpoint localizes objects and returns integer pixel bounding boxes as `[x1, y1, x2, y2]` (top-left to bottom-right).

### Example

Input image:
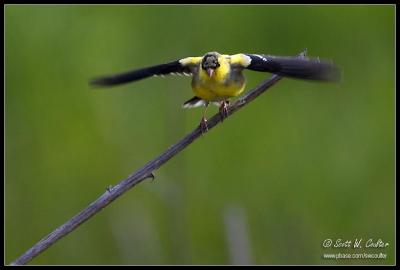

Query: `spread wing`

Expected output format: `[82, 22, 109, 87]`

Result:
[90, 57, 202, 87]
[230, 53, 341, 82]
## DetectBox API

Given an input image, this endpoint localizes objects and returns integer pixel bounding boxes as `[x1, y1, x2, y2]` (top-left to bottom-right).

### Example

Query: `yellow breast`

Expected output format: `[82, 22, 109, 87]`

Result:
[192, 57, 245, 102]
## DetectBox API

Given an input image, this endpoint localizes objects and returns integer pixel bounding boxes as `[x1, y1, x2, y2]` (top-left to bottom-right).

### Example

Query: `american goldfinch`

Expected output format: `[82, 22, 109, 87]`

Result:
[91, 51, 340, 132]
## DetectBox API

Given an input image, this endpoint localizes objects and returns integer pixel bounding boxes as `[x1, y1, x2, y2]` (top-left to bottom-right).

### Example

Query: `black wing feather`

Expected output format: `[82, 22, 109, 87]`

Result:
[245, 54, 341, 82]
[90, 60, 189, 87]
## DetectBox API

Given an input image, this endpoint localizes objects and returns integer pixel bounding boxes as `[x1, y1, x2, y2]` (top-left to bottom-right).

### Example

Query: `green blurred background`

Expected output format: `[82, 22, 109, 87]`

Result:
[5, 5, 395, 265]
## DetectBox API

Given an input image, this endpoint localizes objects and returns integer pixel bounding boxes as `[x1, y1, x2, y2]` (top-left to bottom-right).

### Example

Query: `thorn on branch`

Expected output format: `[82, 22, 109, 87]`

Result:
[147, 172, 155, 182]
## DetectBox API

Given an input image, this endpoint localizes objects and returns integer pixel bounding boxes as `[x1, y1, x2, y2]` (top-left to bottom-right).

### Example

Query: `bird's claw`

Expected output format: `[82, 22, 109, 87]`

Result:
[199, 117, 208, 135]
[219, 101, 229, 121]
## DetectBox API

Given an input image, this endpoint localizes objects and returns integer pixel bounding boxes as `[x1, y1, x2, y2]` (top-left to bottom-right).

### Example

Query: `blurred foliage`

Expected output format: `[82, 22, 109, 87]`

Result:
[5, 5, 395, 265]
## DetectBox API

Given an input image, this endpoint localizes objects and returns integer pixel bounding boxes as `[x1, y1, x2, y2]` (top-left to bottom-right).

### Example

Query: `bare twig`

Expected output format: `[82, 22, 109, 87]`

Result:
[10, 50, 306, 265]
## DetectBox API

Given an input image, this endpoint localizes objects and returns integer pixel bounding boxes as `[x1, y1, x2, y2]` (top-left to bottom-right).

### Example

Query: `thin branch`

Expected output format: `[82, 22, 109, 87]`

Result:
[10, 50, 305, 265]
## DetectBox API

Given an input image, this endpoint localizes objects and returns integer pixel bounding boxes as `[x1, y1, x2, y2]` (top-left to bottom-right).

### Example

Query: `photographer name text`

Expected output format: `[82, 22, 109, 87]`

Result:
[322, 238, 389, 249]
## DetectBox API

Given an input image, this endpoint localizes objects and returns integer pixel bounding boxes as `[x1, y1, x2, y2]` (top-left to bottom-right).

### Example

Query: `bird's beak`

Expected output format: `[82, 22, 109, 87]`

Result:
[206, 68, 214, 77]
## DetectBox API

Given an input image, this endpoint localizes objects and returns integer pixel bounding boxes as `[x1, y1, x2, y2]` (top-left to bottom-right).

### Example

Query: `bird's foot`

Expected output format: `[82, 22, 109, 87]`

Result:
[199, 117, 208, 135]
[219, 101, 229, 121]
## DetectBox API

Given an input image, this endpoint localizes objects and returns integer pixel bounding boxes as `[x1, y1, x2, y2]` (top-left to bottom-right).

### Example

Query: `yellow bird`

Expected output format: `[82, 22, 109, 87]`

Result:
[91, 52, 340, 131]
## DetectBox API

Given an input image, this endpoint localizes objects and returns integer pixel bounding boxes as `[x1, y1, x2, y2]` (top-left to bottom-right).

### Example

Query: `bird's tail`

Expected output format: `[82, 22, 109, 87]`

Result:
[182, 96, 207, 109]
